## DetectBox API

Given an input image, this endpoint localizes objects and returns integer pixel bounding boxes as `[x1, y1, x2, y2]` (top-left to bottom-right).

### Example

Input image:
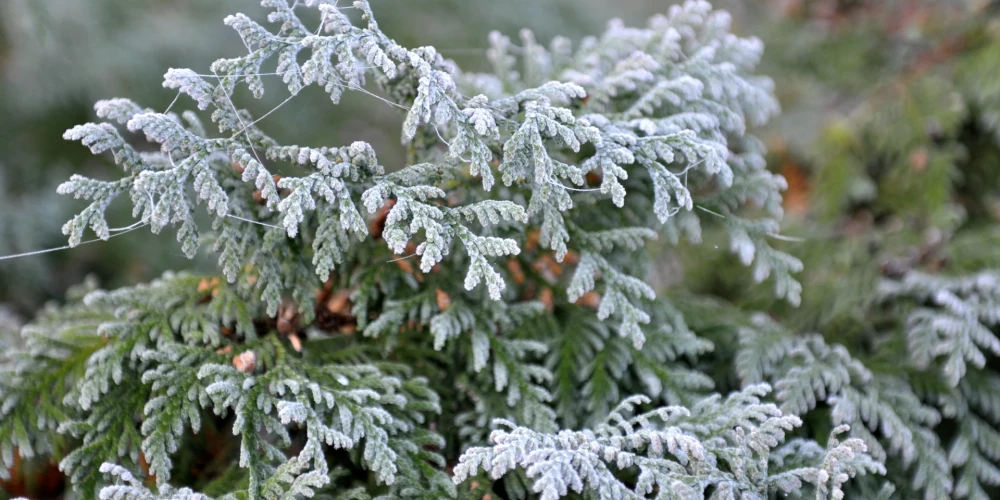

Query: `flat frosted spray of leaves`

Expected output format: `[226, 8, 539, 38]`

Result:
[880, 271, 1000, 388]
[1, 1, 881, 499]
[59, 0, 799, 341]
[454, 385, 882, 500]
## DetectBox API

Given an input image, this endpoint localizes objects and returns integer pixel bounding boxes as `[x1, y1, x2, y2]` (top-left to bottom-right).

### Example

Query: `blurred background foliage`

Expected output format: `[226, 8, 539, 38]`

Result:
[680, 0, 1000, 309]
[3, 0, 1000, 496]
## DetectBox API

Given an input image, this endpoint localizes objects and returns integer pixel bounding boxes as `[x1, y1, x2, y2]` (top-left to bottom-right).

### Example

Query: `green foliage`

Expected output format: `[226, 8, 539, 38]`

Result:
[25, 1, 1000, 499]
[670, 5, 1000, 499]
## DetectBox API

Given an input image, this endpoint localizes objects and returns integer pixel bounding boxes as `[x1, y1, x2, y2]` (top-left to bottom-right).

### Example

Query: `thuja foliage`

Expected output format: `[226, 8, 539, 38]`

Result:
[675, 5, 1000, 499]
[1, 1, 891, 498]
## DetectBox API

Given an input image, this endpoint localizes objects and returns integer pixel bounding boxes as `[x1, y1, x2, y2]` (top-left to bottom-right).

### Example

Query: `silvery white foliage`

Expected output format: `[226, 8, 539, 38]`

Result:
[734, 316, 956, 499]
[361, 181, 453, 273]
[498, 99, 592, 192]
[453, 395, 698, 500]
[725, 216, 804, 305]
[429, 301, 477, 351]
[98, 463, 213, 500]
[568, 251, 656, 347]
[61, 0, 798, 337]
[487, 0, 794, 295]
[455, 200, 529, 227]
[403, 68, 458, 143]
[589, 51, 658, 106]
[61, 122, 145, 172]
[879, 271, 1000, 388]
[454, 385, 874, 500]
[770, 335, 870, 417]
[257, 454, 332, 500]
[863, 271, 1000, 499]
[709, 136, 786, 217]
[575, 226, 659, 253]
[579, 124, 634, 207]
[45, 4, 818, 497]
[768, 426, 886, 500]
[358, 166, 525, 290]
[139, 346, 210, 484]
[460, 0, 796, 334]
[457, 227, 521, 300]
[214, 12, 301, 99]
[61, 99, 226, 256]
[267, 366, 402, 480]
[55, 175, 129, 246]
[454, 95, 502, 190]
[567, 253, 601, 303]
[834, 380, 952, 499]
[270, 141, 381, 238]
[311, 214, 352, 281]
[195, 356, 441, 496]
[164, 69, 216, 111]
